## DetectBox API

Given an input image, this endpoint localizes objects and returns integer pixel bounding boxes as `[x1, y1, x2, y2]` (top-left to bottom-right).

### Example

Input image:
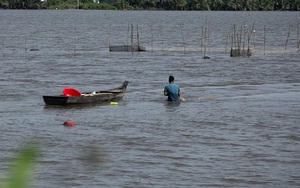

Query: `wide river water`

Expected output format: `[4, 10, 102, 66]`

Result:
[0, 10, 300, 187]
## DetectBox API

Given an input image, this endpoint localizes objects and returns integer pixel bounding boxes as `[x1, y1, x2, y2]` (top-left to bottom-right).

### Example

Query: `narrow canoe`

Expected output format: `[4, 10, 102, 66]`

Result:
[43, 81, 129, 105]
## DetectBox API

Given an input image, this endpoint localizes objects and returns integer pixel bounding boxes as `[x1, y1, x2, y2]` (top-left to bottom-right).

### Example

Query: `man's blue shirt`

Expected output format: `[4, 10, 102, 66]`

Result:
[164, 83, 180, 101]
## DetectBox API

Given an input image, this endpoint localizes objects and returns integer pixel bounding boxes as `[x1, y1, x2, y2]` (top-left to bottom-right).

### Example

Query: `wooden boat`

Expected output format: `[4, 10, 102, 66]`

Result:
[43, 81, 129, 105]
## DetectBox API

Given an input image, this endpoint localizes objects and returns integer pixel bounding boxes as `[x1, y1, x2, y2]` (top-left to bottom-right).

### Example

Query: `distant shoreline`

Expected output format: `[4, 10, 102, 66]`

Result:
[1, 1, 299, 11]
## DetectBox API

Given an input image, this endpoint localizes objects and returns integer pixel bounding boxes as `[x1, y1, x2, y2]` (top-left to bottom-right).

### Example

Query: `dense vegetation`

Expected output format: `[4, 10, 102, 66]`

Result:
[0, 0, 299, 11]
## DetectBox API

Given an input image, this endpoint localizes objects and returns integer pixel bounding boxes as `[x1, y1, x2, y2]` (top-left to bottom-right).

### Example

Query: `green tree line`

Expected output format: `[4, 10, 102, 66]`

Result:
[0, 0, 299, 10]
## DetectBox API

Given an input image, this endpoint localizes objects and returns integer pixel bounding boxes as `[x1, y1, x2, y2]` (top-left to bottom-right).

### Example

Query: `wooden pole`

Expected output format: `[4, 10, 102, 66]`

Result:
[233, 25, 236, 50]
[230, 25, 235, 57]
[151, 22, 153, 52]
[207, 18, 210, 53]
[239, 25, 243, 55]
[131, 24, 133, 53]
[264, 25, 266, 55]
[201, 25, 204, 52]
[137, 25, 140, 50]
[202, 17, 210, 59]
[297, 17, 299, 53]
[109, 23, 111, 48]
[127, 23, 129, 47]
[2, 37, 4, 57]
[237, 33, 240, 55]
[74, 28, 77, 56]
[225, 32, 229, 53]
[253, 29, 256, 51]
[247, 23, 255, 56]
[24, 34, 27, 52]
[24, 28, 28, 52]
[204, 25, 206, 57]
[203, 16, 207, 57]
[242, 23, 246, 53]
[230, 26, 234, 57]
[249, 23, 255, 48]
[180, 24, 186, 54]
[160, 26, 163, 52]
[285, 26, 291, 54]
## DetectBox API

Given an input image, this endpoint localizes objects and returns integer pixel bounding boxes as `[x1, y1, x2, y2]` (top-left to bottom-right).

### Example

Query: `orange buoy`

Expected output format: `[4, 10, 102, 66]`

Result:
[63, 121, 75, 126]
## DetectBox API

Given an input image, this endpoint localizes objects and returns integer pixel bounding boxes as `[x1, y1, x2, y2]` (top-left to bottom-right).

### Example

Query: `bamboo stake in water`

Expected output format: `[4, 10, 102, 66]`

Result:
[233, 25, 236, 51]
[253, 29, 256, 51]
[248, 23, 255, 52]
[180, 24, 186, 54]
[297, 17, 299, 53]
[230, 26, 234, 56]
[201, 25, 204, 52]
[160, 26, 164, 52]
[285, 26, 291, 54]
[109, 23, 111, 48]
[2, 37, 4, 57]
[225, 32, 229, 53]
[264, 25, 266, 55]
[207, 18, 211, 53]
[242, 23, 246, 53]
[237, 33, 240, 55]
[127, 23, 129, 47]
[204, 25, 206, 57]
[203, 16, 208, 57]
[131, 24, 133, 53]
[137, 25, 140, 51]
[24, 35, 27, 52]
[247, 23, 255, 56]
[24, 28, 28, 52]
[239, 24, 242, 54]
[248, 23, 255, 51]
[151, 22, 153, 52]
[74, 29, 77, 56]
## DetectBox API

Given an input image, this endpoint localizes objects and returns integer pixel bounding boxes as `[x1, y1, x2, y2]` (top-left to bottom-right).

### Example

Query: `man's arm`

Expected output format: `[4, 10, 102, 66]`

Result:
[164, 86, 168, 96]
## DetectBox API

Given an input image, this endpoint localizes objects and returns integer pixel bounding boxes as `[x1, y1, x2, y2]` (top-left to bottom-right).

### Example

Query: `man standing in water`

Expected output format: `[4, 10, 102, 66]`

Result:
[164, 75, 181, 101]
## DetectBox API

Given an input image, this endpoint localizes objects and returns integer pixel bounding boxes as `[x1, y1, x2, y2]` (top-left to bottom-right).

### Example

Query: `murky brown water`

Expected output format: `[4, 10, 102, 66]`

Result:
[0, 10, 300, 187]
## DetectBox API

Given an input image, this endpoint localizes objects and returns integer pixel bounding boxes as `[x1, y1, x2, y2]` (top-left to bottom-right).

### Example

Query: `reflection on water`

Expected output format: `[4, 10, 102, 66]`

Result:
[43, 103, 107, 110]
[0, 10, 299, 188]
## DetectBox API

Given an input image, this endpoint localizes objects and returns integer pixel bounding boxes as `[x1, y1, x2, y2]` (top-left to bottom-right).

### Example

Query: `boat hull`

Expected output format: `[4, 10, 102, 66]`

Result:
[43, 81, 129, 106]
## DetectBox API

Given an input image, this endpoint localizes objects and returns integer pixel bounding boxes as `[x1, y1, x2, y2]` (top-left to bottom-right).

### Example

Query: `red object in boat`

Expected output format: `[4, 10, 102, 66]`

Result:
[63, 121, 75, 126]
[63, 88, 82, 97]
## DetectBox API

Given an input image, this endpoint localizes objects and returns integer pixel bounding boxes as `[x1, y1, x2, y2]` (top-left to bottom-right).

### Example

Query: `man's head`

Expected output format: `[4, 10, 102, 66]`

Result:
[169, 75, 175, 83]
